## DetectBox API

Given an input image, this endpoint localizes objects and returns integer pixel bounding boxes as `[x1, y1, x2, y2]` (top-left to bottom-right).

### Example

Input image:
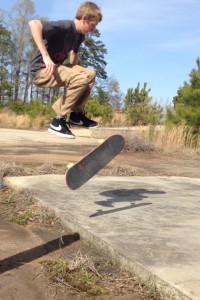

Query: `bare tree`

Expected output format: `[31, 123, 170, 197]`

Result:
[8, 0, 35, 101]
[106, 76, 123, 110]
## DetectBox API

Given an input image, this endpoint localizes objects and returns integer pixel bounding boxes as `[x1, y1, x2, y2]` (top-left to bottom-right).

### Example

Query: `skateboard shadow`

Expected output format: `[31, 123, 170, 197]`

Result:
[89, 188, 165, 218]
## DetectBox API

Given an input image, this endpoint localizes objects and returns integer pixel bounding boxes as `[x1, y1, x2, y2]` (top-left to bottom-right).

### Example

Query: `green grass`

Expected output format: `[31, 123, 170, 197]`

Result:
[10, 211, 32, 225]
[41, 256, 107, 296]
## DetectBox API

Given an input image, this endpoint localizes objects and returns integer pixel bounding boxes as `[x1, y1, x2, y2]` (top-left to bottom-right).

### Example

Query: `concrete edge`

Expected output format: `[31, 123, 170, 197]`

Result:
[74, 126, 157, 139]
[89, 127, 155, 139]
[4, 176, 191, 300]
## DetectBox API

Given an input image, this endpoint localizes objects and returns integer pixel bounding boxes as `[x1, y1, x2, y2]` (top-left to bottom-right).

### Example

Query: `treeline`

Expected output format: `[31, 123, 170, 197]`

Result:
[0, 0, 199, 129]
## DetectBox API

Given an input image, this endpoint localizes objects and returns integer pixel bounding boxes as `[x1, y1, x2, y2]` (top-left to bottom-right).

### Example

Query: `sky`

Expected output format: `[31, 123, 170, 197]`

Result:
[1, 0, 200, 105]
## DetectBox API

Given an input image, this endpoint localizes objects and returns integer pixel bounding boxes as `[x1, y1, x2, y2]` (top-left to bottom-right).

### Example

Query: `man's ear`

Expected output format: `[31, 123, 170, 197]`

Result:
[81, 15, 87, 22]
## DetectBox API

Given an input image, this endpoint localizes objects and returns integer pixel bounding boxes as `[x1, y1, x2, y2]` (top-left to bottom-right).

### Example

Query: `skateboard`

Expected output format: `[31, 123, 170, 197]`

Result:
[66, 134, 125, 190]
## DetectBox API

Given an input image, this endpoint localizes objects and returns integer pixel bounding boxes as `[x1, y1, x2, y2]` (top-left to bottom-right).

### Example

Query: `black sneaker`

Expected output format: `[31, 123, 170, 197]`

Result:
[48, 117, 75, 138]
[69, 112, 99, 128]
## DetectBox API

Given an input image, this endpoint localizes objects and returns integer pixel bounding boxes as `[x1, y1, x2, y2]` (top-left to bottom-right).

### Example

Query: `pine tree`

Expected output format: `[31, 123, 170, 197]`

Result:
[124, 82, 163, 125]
[124, 88, 135, 107]
[78, 29, 107, 80]
[171, 57, 200, 128]
[124, 82, 152, 107]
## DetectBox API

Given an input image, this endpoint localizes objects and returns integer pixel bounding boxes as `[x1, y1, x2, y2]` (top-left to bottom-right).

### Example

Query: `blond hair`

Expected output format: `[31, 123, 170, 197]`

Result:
[75, 2, 103, 22]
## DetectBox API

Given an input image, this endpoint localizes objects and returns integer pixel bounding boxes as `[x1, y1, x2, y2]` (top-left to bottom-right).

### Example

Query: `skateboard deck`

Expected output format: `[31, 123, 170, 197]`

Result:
[66, 134, 125, 190]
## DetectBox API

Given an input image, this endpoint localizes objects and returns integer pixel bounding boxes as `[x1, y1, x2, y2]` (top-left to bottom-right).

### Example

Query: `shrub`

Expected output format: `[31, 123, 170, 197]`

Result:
[100, 104, 113, 124]
[166, 104, 200, 128]
[8, 99, 54, 120]
[25, 99, 53, 118]
[125, 103, 163, 126]
[8, 100, 26, 115]
[85, 99, 114, 124]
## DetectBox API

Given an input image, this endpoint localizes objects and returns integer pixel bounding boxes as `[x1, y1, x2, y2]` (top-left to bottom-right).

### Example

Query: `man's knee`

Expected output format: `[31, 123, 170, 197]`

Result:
[87, 69, 96, 81]
[76, 74, 89, 87]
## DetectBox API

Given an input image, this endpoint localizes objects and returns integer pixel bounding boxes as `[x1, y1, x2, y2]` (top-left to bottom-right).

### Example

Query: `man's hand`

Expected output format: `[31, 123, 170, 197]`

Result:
[43, 55, 55, 76]
[69, 50, 78, 65]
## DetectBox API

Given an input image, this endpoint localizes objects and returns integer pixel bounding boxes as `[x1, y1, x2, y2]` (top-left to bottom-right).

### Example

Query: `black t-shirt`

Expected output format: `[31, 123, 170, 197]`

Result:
[30, 20, 85, 78]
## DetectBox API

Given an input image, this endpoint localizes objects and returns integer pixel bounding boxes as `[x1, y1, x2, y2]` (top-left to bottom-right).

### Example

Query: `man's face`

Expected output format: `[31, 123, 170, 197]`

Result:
[81, 17, 99, 33]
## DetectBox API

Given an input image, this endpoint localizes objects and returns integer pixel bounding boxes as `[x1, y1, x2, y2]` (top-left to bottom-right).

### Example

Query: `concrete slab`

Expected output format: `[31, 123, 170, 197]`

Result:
[5, 175, 200, 300]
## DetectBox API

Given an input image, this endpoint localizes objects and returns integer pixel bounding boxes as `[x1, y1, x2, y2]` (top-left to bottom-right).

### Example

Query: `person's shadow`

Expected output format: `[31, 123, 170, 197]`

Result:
[89, 188, 165, 217]
[0, 233, 80, 274]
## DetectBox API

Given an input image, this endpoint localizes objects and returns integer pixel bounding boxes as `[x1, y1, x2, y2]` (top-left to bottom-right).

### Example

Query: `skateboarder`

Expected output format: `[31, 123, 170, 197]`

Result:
[29, 2, 103, 139]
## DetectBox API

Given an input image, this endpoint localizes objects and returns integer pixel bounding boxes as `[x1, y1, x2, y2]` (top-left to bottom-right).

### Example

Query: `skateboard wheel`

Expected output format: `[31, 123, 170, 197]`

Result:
[98, 139, 104, 144]
[67, 163, 74, 169]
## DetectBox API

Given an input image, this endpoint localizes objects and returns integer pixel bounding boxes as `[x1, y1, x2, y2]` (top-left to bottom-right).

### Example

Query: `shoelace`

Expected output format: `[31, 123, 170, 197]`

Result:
[60, 118, 72, 129]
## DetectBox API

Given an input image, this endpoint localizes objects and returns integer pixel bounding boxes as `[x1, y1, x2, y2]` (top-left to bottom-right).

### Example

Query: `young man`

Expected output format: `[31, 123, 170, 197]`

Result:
[29, 2, 102, 139]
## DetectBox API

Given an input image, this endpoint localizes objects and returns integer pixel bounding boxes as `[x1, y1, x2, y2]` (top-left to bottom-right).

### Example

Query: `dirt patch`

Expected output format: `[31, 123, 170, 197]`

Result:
[1, 149, 200, 179]
[0, 187, 157, 300]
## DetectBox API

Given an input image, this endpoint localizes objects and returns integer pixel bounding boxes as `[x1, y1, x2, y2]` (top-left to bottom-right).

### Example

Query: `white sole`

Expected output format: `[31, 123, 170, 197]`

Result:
[48, 128, 75, 139]
[69, 120, 99, 129]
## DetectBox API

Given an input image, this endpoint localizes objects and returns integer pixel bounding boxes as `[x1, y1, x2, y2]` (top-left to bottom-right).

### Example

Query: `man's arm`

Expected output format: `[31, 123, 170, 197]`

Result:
[69, 50, 78, 65]
[28, 20, 55, 76]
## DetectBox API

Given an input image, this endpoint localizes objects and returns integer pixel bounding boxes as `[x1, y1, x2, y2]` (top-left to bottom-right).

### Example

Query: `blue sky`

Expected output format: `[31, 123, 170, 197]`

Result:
[1, 0, 200, 105]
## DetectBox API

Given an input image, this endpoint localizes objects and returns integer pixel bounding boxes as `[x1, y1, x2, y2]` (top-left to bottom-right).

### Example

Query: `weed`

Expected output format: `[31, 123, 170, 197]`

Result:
[80, 269, 95, 283]
[2, 198, 16, 206]
[10, 211, 32, 225]
[41, 252, 107, 296]
[42, 211, 57, 225]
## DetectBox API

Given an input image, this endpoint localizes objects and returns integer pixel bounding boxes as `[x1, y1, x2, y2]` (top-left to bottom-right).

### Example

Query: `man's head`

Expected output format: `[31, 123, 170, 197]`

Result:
[75, 2, 103, 33]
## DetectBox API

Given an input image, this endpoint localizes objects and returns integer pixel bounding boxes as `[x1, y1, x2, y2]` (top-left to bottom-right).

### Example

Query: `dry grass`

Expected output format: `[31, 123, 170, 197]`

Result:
[41, 252, 155, 298]
[0, 109, 48, 129]
[0, 110, 199, 157]
[0, 161, 30, 182]
[94, 112, 127, 127]
[140, 125, 200, 157]
[41, 255, 105, 296]
[0, 160, 56, 182]
[111, 112, 128, 126]
[95, 114, 200, 156]
[0, 110, 30, 128]
[0, 187, 61, 227]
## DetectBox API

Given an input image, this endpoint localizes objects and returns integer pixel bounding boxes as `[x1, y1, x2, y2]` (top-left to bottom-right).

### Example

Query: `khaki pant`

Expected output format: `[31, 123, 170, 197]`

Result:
[33, 64, 96, 117]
